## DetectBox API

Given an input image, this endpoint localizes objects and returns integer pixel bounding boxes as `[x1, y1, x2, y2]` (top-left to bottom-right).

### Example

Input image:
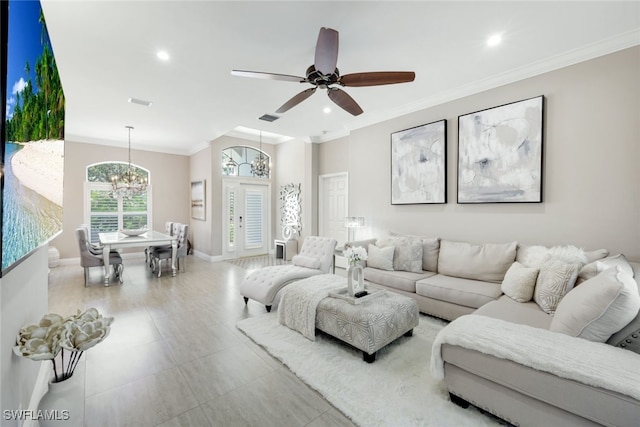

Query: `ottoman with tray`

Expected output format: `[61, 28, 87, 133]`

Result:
[316, 285, 419, 362]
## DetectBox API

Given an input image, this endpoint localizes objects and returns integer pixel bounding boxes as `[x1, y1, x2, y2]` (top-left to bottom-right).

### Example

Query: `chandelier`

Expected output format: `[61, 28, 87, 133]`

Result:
[251, 130, 270, 178]
[111, 126, 147, 199]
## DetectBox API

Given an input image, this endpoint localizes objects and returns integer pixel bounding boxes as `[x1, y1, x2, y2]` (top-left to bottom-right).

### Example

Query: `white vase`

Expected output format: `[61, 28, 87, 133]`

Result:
[38, 374, 83, 427]
[347, 264, 364, 297]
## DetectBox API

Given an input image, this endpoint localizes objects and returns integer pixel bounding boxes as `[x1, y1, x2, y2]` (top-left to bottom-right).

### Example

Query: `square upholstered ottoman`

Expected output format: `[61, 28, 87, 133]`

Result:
[315, 290, 419, 362]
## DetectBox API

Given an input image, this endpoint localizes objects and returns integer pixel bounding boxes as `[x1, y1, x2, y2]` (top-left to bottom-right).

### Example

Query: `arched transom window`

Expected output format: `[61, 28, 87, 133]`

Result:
[222, 146, 270, 178]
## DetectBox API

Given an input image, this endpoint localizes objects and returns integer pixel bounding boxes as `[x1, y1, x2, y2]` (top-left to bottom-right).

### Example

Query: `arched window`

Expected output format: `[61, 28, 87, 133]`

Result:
[84, 162, 152, 242]
[222, 146, 270, 178]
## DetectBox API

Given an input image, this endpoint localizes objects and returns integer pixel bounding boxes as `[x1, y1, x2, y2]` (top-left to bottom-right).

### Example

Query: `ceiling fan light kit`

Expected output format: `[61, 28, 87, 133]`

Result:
[232, 27, 415, 116]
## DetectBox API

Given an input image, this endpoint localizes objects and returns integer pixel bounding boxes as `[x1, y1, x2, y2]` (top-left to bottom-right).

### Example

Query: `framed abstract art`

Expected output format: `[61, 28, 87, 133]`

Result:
[457, 95, 544, 203]
[391, 119, 447, 204]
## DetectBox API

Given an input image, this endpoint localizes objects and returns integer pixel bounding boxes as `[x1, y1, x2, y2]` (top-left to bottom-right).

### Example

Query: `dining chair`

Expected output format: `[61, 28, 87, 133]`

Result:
[150, 223, 189, 277]
[145, 221, 174, 266]
[75, 227, 124, 286]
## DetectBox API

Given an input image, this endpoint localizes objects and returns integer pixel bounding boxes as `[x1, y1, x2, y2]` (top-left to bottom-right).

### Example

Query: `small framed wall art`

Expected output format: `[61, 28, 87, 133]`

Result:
[190, 180, 206, 220]
[457, 95, 544, 203]
[391, 119, 447, 204]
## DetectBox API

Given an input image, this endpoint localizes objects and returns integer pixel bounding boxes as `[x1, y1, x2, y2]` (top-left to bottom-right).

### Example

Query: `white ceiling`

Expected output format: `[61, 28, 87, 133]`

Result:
[41, 1, 640, 155]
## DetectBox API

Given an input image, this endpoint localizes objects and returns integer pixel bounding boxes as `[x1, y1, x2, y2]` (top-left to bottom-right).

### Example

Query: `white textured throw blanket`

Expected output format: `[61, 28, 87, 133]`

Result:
[431, 315, 640, 401]
[278, 274, 344, 341]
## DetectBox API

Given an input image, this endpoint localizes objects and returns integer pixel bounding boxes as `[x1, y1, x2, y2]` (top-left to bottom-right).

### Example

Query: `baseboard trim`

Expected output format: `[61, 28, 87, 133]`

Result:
[193, 251, 223, 262]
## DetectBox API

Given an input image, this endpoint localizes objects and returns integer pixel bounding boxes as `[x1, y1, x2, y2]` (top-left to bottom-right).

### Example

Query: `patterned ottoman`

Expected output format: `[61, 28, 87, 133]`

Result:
[315, 288, 419, 363]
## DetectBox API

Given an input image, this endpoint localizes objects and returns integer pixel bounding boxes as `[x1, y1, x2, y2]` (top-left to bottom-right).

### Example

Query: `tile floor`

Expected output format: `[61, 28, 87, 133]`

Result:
[48, 255, 355, 427]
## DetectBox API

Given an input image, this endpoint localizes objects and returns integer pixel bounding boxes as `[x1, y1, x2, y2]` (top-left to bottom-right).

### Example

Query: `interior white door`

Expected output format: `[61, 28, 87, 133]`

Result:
[319, 173, 348, 245]
[223, 180, 270, 259]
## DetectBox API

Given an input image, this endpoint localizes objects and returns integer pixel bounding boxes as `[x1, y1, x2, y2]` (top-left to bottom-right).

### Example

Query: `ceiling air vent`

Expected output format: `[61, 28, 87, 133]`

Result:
[258, 114, 279, 122]
[128, 97, 152, 107]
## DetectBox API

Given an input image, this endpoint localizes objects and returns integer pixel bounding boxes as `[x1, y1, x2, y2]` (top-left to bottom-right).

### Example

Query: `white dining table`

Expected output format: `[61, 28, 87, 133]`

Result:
[98, 231, 177, 285]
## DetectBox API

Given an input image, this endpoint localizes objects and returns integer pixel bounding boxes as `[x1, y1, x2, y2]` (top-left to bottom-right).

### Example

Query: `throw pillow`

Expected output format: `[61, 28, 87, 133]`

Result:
[291, 255, 321, 270]
[389, 232, 440, 272]
[516, 245, 549, 268]
[547, 245, 588, 267]
[377, 235, 423, 273]
[550, 266, 640, 342]
[584, 248, 609, 263]
[576, 253, 635, 285]
[534, 255, 581, 314]
[366, 244, 394, 271]
[501, 262, 539, 303]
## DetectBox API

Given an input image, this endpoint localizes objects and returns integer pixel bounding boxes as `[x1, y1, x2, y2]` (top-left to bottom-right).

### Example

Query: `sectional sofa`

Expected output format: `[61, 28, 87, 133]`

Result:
[345, 234, 640, 426]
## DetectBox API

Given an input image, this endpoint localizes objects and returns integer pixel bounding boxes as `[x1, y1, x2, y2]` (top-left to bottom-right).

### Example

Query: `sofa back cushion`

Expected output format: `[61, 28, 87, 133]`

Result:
[551, 266, 640, 342]
[437, 240, 517, 283]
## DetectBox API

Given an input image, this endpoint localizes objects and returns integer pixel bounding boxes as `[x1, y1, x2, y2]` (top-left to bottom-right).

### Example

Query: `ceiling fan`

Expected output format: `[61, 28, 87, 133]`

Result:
[231, 27, 416, 116]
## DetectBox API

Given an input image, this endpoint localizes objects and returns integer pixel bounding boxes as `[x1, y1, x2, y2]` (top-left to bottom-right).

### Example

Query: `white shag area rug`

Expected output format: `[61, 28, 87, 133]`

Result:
[236, 313, 502, 427]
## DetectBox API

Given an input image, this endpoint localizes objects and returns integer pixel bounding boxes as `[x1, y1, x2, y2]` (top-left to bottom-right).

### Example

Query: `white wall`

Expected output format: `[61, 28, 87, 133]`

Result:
[189, 145, 213, 257]
[318, 46, 640, 260]
[1, 246, 49, 427]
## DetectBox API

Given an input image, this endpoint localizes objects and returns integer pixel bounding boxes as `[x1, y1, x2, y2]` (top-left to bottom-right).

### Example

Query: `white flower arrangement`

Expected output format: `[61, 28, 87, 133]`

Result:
[344, 245, 368, 266]
[13, 308, 114, 383]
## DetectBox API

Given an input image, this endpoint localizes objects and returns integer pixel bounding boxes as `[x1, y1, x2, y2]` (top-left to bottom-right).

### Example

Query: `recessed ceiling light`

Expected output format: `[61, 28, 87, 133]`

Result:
[323, 107, 331, 114]
[156, 50, 170, 61]
[487, 34, 502, 47]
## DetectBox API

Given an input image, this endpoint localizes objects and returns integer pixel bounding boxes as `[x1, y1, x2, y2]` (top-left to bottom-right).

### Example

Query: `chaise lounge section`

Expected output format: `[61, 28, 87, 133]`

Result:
[240, 236, 337, 312]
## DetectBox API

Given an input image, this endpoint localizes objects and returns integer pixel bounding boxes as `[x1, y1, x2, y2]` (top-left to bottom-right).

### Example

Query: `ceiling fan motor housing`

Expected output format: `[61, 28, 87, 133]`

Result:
[306, 65, 340, 88]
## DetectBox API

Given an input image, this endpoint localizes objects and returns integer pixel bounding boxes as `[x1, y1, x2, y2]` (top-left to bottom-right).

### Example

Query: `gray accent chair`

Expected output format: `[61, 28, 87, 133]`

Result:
[150, 223, 189, 277]
[240, 236, 337, 312]
[75, 227, 123, 286]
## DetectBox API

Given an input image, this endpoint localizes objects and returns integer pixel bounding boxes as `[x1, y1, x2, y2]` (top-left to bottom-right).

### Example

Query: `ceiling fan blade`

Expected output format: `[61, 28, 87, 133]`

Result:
[327, 88, 363, 116]
[314, 27, 339, 75]
[231, 70, 306, 83]
[276, 88, 317, 113]
[340, 71, 416, 87]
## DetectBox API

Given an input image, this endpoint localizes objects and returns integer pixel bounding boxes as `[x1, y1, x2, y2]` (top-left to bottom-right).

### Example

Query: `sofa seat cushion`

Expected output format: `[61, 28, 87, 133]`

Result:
[473, 296, 552, 330]
[416, 274, 502, 309]
[364, 267, 435, 293]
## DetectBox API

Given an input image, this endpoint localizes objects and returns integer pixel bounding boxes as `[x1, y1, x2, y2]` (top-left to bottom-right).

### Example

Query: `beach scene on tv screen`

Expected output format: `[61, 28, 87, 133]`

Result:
[3, 0, 64, 271]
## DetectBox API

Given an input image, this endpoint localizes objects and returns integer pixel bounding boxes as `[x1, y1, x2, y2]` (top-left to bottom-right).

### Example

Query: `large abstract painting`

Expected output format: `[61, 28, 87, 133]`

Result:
[391, 119, 447, 204]
[457, 96, 544, 203]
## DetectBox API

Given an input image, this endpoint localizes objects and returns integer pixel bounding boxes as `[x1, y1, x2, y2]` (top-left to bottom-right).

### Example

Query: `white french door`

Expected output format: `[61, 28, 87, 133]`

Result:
[223, 180, 270, 259]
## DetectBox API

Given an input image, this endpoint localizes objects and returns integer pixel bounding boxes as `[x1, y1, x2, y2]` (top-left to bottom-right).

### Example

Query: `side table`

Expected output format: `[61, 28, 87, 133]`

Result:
[332, 246, 344, 274]
[274, 239, 297, 261]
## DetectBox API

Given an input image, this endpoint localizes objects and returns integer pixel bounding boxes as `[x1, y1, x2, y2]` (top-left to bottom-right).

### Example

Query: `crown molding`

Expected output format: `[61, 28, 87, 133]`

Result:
[315, 28, 640, 144]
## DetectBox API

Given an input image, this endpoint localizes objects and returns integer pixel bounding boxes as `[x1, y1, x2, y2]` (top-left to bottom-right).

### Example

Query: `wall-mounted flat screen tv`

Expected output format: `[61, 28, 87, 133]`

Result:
[1, 0, 65, 277]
